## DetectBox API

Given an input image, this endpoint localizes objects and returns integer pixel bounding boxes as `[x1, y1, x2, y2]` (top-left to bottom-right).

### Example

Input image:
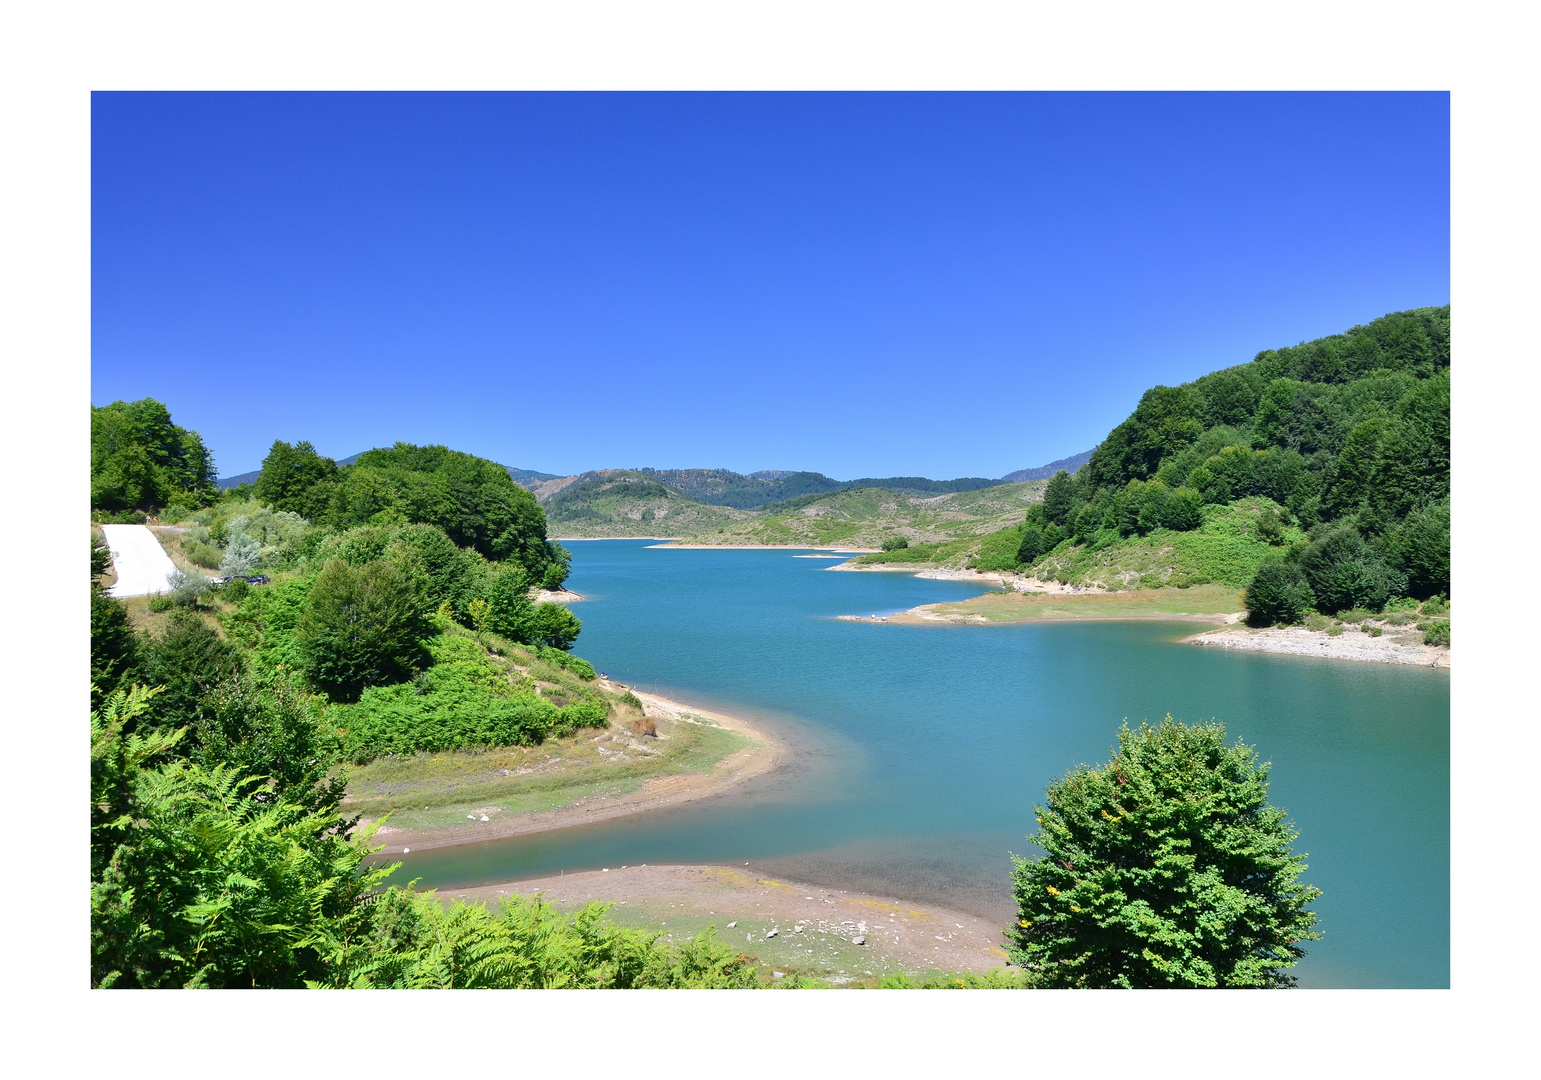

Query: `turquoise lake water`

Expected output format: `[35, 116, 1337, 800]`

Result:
[396, 540, 1450, 988]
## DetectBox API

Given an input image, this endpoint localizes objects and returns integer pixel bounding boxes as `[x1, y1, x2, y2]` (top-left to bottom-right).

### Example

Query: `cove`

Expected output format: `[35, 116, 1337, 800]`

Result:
[394, 541, 1450, 988]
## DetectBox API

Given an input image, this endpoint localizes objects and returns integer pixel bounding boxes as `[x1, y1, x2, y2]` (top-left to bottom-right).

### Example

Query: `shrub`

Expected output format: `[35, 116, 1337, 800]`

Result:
[331, 634, 606, 762]
[539, 646, 596, 679]
[140, 610, 246, 731]
[1255, 508, 1285, 546]
[296, 559, 430, 703]
[147, 594, 174, 613]
[1421, 594, 1450, 617]
[1422, 619, 1450, 647]
[166, 566, 210, 608]
[220, 577, 250, 603]
[1007, 718, 1320, 987]
[1243, 562, 1314, 626]
[880, 536, 909, 551]
[219, 523, 262, 577]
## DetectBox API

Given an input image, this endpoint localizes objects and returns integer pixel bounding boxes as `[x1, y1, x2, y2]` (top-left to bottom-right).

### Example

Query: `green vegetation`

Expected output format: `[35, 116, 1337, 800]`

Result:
[930, 308, 1450, 629]
[89, 413, 765, 988]
[693, 482, 1045, 552]
[91, 398, 217, 517]
[541, 470, 750, 537]
[1008, 718, 1320, 988]
[254, 439, 570, 587]
[913, 584, 1242, 624]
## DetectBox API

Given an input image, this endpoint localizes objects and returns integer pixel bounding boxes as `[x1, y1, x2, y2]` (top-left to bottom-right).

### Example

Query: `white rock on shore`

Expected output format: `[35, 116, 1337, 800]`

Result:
[1188, 625, 1449, 668]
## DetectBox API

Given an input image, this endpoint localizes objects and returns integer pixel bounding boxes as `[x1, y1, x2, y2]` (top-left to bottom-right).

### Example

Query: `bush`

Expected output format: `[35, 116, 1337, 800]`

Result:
[1007, 718, 1321, 988]
[219, 523, 262, 577]
[147, 594, 174, 612]
[1243, 562, 1314, 626]
[1422, 619, 1450, 647]
[539, 646, 596, 680]
[296, 559, 430, 702]
[140, 610, 246, 731]
[880, 536, 910, 551]
[166, 566, 210, 608]
[331, 635, 606, 762]
[220, 577, 250, 603]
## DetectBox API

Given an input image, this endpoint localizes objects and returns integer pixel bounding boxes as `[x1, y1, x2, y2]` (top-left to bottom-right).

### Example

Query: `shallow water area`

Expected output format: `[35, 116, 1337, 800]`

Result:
[393, 540, 1449, 987]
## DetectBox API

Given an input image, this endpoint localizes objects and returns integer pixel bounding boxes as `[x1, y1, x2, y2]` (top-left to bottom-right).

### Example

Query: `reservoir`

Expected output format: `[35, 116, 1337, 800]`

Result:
[395, 540, 1450, 988]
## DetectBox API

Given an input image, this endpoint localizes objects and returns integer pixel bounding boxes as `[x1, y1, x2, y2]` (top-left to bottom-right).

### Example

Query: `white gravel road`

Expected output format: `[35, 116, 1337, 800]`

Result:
[101, 523, 181, 597]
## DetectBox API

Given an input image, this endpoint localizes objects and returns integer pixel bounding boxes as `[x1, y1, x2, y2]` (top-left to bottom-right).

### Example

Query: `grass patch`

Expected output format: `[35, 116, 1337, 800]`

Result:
[916, 583, 1243, 624]
[342, 708, 752, 830]
[1027, 499, 1303, 589]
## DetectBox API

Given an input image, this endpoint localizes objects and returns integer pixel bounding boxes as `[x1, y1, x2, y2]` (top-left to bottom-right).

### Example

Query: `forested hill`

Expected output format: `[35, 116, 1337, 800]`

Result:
[1003, 305, 1450, 612]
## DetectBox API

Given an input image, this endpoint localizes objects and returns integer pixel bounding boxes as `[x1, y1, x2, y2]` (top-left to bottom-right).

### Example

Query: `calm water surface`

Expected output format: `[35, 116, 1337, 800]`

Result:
[397, 541, 1449, 987]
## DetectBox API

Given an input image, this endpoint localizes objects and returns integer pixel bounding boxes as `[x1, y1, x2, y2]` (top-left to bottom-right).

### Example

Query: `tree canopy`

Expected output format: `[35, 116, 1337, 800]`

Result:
[1008, 718, 1321, 987]
[91, 398, 217, 514]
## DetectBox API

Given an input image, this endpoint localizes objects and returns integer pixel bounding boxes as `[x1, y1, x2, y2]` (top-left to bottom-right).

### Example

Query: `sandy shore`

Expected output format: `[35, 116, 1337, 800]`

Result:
[442, 864, 1013, 980]
[653, 543, 878, 551]
[1187, 624, 1451, 667]
[532, 587, 585, 603]
[364, 691, 785, 854]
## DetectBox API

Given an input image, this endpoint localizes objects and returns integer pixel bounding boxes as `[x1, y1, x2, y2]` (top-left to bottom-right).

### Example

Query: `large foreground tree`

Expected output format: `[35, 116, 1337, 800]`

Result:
[1007, 717, 1320, 987]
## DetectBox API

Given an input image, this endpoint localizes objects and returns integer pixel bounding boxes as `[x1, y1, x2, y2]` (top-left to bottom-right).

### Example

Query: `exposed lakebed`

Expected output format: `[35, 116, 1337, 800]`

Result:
[390, 541, 1449, 988]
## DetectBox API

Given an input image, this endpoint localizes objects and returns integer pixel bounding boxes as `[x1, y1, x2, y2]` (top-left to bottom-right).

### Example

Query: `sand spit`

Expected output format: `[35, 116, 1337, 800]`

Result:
[442, 864, 1013, 979]
[1187, 625, 1451, 668]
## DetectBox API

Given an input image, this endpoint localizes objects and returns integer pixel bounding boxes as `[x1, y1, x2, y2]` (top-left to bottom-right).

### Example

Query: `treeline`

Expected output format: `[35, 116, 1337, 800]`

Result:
[91, 398, 218, 514]
[1001, 307, 1449, 619]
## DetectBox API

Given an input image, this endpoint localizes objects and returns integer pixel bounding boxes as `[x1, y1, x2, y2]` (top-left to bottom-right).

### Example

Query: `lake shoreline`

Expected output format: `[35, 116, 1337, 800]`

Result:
[1186, 624, 1452, 668]
[360, 690, 786, 856]
[440, 864, 1015, 980]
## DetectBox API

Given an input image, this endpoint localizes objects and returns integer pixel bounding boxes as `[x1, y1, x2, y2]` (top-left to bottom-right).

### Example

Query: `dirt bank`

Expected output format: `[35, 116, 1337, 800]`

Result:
[442, 864, 1014, 982]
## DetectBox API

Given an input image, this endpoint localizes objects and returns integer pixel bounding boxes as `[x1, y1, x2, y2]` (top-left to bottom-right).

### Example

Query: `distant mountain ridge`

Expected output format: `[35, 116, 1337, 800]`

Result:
[222, 451, 1093, 502]
[1000, 450, 1094, 483]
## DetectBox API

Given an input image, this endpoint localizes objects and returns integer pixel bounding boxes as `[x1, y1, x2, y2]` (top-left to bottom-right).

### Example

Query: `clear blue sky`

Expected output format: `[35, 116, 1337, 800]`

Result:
[91, 92, 1449, 480]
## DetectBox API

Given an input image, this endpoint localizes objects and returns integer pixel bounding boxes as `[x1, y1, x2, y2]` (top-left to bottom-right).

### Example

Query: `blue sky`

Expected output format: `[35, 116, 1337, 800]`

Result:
[91, 92, 1449, 480]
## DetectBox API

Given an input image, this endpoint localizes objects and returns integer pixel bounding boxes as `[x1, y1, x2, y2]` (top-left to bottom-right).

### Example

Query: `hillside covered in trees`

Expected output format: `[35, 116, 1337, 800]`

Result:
[937, 307, 1450, 621]
[88, 406, 775, 987]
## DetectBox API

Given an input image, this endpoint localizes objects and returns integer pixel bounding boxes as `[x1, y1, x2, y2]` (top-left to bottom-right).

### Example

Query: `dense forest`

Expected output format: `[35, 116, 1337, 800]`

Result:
[992, 307, 1450, 622]
[88, 409, 771, 987]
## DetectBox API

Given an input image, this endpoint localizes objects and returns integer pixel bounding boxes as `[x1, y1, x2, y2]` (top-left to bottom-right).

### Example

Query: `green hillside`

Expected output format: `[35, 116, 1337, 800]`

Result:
[541, 471, 749, 537]
[861, 307, 1451, 617]
[680, 481, 1045, 549]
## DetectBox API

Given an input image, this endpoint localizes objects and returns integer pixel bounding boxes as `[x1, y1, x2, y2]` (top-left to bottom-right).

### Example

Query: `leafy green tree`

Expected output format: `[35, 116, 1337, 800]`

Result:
[483, 562, 535, 640]
[1384, 498, 1450, 600]
[1041, 470, 1078, 526]
[530, 603, 582, 651]
[1295, 526, 1406, 614]
[140, 610, 245, 732]
[1244, 562, 1315, 626]
[1041, 522, 1068, 552]
[1007, 718, 1321, 988]
[296, 559, 429, 702]
[467, 597, 491, 644]
[194, 671, 347, 814]
[254, 440, 340, 522]
[880, 536, 910, 551]
[1160, 487, 1204, 531]
[1016, 524, 1045, 566]
[1255, 507, 1285, 546]
[91, 398, 217, 512]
